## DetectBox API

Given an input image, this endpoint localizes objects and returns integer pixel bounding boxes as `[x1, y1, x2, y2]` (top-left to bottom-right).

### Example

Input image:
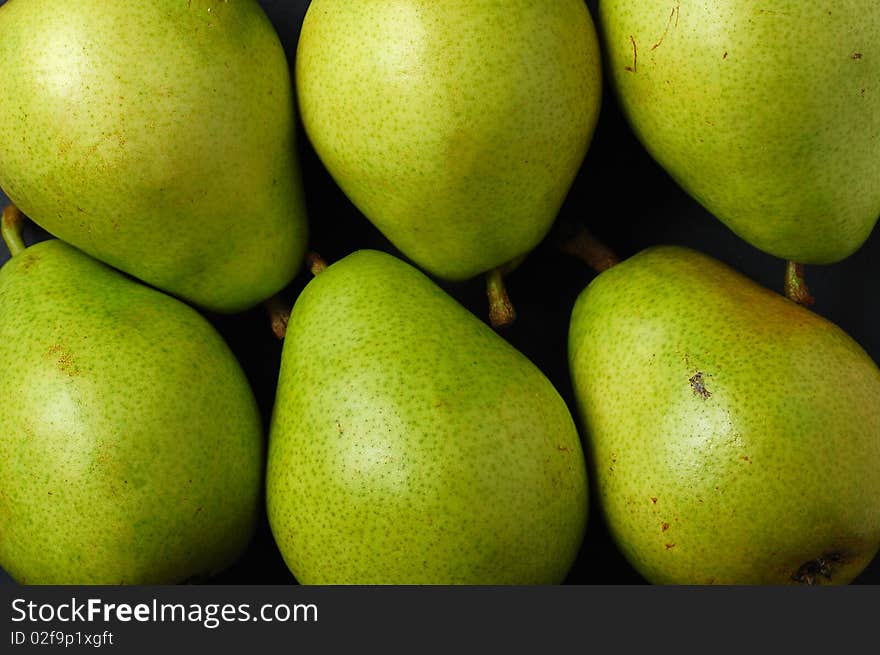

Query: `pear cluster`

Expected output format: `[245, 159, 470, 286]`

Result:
[0, 0, 879, 586]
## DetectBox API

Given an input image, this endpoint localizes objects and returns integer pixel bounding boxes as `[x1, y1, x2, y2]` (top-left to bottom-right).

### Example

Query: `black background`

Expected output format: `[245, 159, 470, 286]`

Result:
[1, 0, 878, 586]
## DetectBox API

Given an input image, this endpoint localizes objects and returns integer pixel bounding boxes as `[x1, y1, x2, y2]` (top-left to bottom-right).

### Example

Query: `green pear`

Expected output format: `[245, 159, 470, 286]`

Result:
[568, 245, 880, 584]
[0, 207, 263, 584]
[0, 0, 308, 313]
[599, 1, 880, 264]
[267, 250, 588, 584]
[295, 0, 602, 280]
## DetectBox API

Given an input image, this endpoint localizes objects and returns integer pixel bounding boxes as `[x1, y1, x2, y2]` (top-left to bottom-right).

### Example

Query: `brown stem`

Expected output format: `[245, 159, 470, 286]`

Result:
[306, 251, 328, 277]
[1, 204, 26, 257]
[264, 294, 291, 340]
[558, 221, 620, 273]
[785, 261, 815, 307]
[486, 267, 516, 329]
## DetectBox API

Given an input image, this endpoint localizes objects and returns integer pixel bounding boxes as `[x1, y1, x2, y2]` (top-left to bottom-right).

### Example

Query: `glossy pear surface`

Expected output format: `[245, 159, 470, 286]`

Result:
[0, 0, 307, 312]
[0, 239, 263, 584]
[569, 246, 880, 584]
[267, 250, 588, 584]
[600, 1, 880, 263]
[296, 0, 602, 280]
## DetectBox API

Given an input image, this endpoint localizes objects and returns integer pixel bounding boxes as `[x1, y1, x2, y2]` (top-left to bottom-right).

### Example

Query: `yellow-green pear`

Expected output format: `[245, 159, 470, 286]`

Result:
[295, 0, 602, 280]
[267, 250, 588, 584]
[568, 246, 880, 584]
[0, 0, 308, 312]
[0, 207, 263, 584]
[600, 1, 880, 263]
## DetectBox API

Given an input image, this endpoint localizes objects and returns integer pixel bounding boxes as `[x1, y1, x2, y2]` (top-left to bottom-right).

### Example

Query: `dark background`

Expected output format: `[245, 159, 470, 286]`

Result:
[1, 0, 878, 585]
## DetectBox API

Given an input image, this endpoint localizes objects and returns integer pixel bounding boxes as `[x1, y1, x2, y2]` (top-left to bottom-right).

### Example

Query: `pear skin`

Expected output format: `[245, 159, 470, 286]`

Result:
[600, 1, 880, 263]
[568, 246, 880, 584]
[295, 0, 602, 280]
[0, 218, 263, 584]
[267, 250, 588, 584]
[0, 0, 308, 312]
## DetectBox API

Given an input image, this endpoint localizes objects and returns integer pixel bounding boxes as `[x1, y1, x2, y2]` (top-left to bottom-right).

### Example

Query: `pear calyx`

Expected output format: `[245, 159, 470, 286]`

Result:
[792, 552, 845, 585]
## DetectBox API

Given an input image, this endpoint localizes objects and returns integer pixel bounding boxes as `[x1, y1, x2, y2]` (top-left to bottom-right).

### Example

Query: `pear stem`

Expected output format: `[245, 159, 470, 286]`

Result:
[265, 250, 329, 340]
[558, 221, 620, 273]
[486, 267, 516, 329]
[264, 294, 291, 340]
[1, 204, 26, 258]
[785, 261, 815, 306]
[306, 251, 328, 277]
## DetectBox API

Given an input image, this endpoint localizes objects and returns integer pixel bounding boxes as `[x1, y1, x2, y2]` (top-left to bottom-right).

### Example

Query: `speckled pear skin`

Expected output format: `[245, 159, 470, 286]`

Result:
[0, 0, 307, 313]
[0, 240, 264, 584]
[568, 246, 880, 585]
[295, 0, 602, 281]
[267, 250, 588, 584]
[599, 1, 880, 264]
